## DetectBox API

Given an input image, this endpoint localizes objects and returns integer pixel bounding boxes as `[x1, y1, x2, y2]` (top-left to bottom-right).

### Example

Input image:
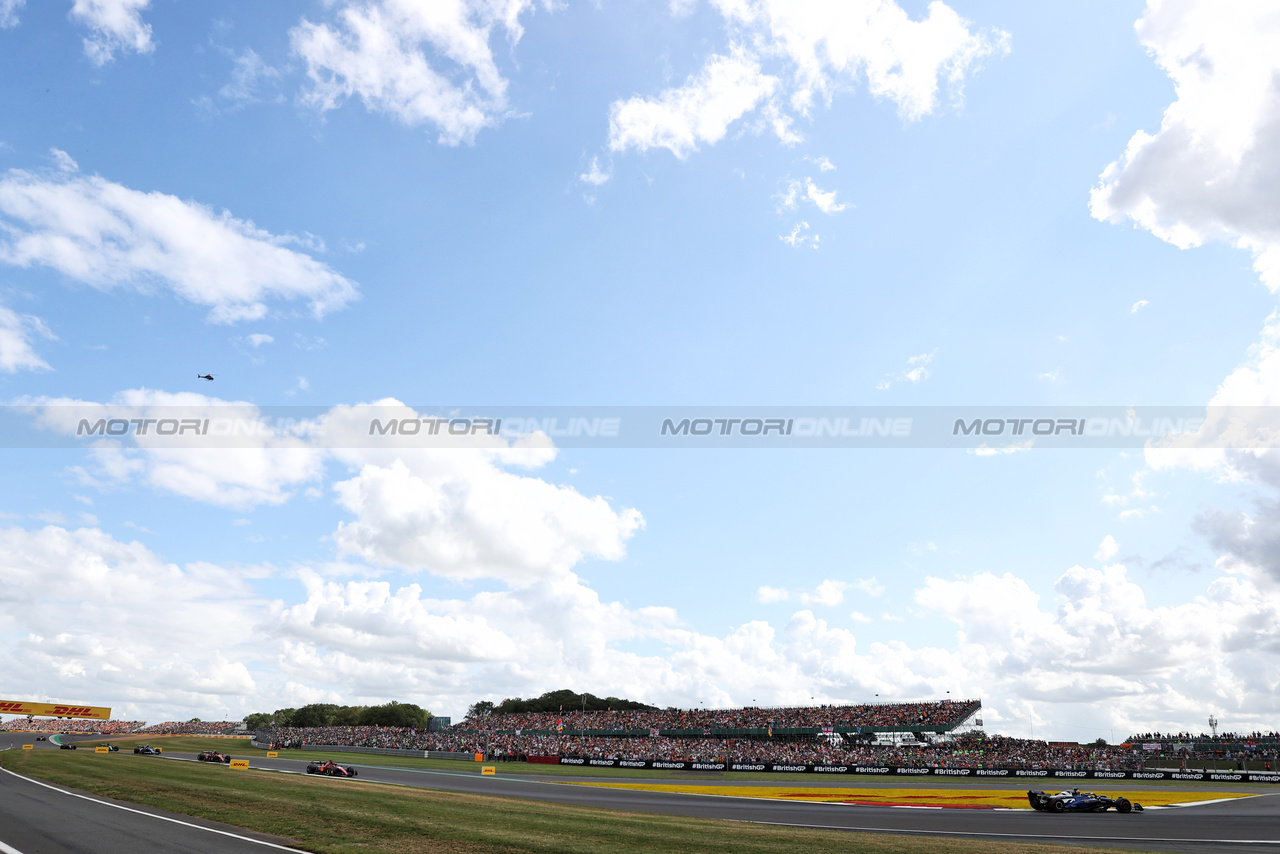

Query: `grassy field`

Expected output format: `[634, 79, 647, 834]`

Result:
[0, 748, 1153, 854]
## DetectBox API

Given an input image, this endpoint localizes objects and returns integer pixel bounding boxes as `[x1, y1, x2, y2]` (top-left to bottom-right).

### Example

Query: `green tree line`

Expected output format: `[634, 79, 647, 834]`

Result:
[245, 701, 431, 730]
[468, 689, 656, 719]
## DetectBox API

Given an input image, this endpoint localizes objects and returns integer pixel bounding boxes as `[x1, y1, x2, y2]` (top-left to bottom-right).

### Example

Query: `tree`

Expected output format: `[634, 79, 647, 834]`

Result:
[467, 700, 495, 720]
[291, 703, 340, 728]
[359, 701, 430, 728]
[244, 712, 273, 730]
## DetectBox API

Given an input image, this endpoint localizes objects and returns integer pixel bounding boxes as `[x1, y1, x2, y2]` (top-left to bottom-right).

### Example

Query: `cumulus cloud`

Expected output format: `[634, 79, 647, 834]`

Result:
[291, 0, 543, 146]
[800, 579, 849, 606]
[1130, 299, 1150, 314]
[609, 48, 780, 159]
[331, 453, 644, 585]
[0, 167, 358, 323]
[0, 306, 54, 372]
[915, 558, 1280, 729]
[608, 0, 1006, 162]
[1091, 1, 1280, 291]
[0, 525, 267, 719]
[71, 0, 154, 65]
[23, 390, 326, 508]
[875, 348, 936, 390]
[756, 585, 789, 603]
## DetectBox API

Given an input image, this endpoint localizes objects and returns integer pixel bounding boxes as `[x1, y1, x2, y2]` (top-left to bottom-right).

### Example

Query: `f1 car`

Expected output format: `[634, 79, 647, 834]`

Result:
[133, 745, 163, 755]
[100, 743, 119, 752]
[196, 750, 233, 763]
[1028, 789, 1143, 813]
[59, 742, 77, 750]
[306, 760, 358, 778]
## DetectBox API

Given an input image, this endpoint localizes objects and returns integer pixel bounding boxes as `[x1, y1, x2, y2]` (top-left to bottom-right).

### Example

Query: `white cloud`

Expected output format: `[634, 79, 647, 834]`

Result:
[0, 525, 267, 719]
[291, 0, 541, 146]
[24, 390, 326, 508]
[1091, 1, 1280, 292]
[608, 0, 1007, 165]
[579, 157, 611, 187]
[71, 0, 154, 65]
[756, 585, 790, 603]
[0, 306, 54, 373]
[805, 154, 835, 171]
[331, 452, 644, 585]
[0, 0, 22, 29]
[246, 333, 274, 348]
[218, 49, 282, 106]
[1130, 299, 1150, 314]
[875, 348, 936, 389]
[800, 579, 849, 606]
[0, 168, 358, 323]
[1094, 534, 1119, 562]
[609, 48, 780, 159]
[713, 0, 1009, 121]
[49, 149, 78, 173]
[850, 576, 885, 596]
[914, 558, 1280, 729]
[779, 220, 818, 249]
[777, 177, 848, 214]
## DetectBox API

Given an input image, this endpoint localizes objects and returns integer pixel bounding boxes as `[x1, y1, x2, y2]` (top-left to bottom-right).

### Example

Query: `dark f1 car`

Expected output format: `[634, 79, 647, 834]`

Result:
[59, 742, 77, 750]
[101, 743, 120, 752]
[197, 750, 233, 763]
[1028, 789, 1143, 813]
[133, 745, 162, 755]
[306, 760, 358, 778]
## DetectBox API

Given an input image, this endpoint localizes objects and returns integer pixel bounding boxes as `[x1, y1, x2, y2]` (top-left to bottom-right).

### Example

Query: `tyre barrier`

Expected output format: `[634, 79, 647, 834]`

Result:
[553, 757, 1280, 782]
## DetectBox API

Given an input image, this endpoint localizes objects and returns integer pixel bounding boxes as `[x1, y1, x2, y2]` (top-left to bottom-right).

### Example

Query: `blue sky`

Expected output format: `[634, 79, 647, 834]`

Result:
[2, 0, 1279, 740]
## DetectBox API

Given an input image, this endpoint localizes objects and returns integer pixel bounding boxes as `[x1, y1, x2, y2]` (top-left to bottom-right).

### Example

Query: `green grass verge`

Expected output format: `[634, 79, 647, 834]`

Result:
[0, 749, 1151, 854]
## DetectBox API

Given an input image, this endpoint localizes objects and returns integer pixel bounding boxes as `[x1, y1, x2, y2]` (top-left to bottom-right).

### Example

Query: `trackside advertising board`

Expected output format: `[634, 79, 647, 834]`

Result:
[554, 758, 1280, 782]
[0, 700, 111, 719]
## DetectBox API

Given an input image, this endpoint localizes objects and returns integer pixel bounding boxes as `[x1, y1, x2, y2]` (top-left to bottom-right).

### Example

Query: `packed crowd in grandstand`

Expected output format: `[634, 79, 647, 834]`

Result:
[0, 719, 144, 734]
[457, 699, 980, 735]
[256, 725, 1149, 769]
[137, 721, 243, 735]
[0, 719, 241, 734]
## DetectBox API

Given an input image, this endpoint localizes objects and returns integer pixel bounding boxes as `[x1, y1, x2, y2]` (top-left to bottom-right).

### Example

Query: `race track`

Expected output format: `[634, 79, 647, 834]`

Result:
[4, 732, 1280, 854]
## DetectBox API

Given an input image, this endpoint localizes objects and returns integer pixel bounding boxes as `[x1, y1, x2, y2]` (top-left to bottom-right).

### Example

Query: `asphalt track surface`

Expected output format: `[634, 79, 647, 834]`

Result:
[4, 733, 1280, 853]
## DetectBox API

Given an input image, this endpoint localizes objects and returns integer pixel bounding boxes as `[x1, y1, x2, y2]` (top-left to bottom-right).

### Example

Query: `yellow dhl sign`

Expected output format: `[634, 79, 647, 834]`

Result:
[95, 747, 109, 753]
[0, 700, 111, 720]
[21, 744, 32, 750]
[266, 751, 278, 758]
[229, 760, 250, 770]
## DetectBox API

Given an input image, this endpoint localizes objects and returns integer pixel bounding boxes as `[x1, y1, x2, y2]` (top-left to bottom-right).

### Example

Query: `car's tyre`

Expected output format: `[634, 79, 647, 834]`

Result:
[1116, 798, 1132, 814]
[1049, 799, 1066, 813]
[348, 768, 357, 777]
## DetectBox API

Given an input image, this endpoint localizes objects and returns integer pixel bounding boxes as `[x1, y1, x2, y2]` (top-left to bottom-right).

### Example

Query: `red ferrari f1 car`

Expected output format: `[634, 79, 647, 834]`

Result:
[306, 760, 358, 777]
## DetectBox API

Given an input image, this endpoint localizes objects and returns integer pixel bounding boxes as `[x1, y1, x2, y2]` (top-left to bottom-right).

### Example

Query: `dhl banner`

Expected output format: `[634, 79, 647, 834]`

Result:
[0, 700, 111, 719]
[229, 760, 250, 770]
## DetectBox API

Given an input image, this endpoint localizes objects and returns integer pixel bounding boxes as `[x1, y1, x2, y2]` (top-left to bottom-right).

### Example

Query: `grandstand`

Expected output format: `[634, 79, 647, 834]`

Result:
[0, 719, 246, 735]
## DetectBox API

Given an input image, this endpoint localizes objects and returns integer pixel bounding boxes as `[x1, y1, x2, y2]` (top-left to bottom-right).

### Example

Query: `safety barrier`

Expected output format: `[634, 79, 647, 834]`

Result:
[553, 757, 1280, 782]
[251, 738, 471, 761]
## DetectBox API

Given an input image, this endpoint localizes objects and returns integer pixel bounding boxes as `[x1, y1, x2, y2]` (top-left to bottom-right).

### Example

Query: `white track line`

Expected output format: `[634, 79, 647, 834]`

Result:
[750, 818, 1280, 845]
[0, 839, 26, 854]
[0, 766, 298, 851]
